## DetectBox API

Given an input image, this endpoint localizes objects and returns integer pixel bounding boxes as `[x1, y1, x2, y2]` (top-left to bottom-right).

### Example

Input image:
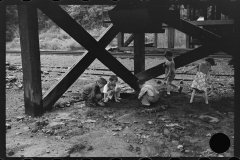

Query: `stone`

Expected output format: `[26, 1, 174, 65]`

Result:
[87, 146, 93, 151]
[6, 123, 11, 129]
[164, 128, 170, 135]
[23, 126, 30, 131]
[55, 136, 62, 140]
[7, 150, 14, 156]
[153, 132, 160, 137]
[6, 119, 11, 122]
[16, 132, 22, 135]
[136, 147, 141, 152]
[47, 122, 64, 128]
[148, 121, 153, 124]
[177, 145, 183, 149]
[16, 116, 24, 121]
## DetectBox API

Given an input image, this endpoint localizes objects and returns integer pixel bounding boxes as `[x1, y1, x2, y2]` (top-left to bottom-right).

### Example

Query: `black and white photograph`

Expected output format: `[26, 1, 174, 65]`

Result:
[1, 0, 239, 158]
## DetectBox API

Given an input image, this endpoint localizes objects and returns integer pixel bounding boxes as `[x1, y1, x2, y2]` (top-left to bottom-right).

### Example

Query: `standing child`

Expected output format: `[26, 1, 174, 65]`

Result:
[163, 50, 183, 97]
[103, 75, 121, 103]
[184, 58, 215, 104]
[82, 77, 107, 107]
[138, 80, 160, 107]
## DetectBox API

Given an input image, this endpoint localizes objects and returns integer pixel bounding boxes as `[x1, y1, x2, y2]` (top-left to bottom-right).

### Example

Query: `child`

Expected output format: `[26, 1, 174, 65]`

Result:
[163, 50, 183, 97]
[138, 80, 160, 107]
[82, 77, 107, 107]
[103, 75, 121, 103]
[184, 58, 216, 104]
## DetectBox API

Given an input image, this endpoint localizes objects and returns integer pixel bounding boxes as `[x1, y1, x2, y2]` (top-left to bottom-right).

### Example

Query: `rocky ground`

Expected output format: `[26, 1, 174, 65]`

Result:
[5, 54, 234, 157]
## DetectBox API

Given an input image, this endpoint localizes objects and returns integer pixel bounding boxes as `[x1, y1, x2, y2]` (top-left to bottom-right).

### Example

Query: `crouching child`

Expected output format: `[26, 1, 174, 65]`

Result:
[82, 77, 107, 107]
[103, 75, 121, 103]
[138, 80, 160, 107]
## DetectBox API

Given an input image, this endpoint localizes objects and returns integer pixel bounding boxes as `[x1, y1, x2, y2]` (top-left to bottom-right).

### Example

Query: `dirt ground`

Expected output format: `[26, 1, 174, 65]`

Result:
[6, 54, 234, 157]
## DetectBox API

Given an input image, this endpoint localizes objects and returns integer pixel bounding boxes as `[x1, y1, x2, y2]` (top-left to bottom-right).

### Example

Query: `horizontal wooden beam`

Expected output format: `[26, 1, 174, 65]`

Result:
[135, 44, 220, 81]
[105, 20, 234, 26]
[38, 3, 139, 91]
[119, 47, 193, 53]
[3, 0, 237, 5]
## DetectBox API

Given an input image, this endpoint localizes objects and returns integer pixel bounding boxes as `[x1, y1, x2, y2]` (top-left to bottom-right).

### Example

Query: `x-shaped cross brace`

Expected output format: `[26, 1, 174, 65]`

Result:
[37, 3, 139, 109]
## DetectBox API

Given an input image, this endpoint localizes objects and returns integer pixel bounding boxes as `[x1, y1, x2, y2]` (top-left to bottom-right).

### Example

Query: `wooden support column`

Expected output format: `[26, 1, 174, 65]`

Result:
[0, 4, 6, 156]
[18, 5, 43, 117]
[134, 33, 145, 74]
[211, 5, 215, 20]
[186, 5, 190, 48]
[154, 33, 158, 48]
[168, 27, 175, 48]
[124, 34, 134, 47]
[234, 2, 240, 157]
[117, 32, 124, 47]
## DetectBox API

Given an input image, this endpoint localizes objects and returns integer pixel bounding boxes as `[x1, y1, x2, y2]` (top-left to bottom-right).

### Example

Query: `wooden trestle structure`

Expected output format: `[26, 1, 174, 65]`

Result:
[0, 0, 240, 156]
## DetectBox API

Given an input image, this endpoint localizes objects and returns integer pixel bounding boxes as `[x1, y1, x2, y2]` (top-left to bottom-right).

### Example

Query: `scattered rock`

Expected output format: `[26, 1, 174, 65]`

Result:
[112, 127, 122, 131]
[127, 145, 134, 152]
[31, 128, 38, 133]
[16, 132, 22, 135]
[206, 133, 211, 137]
[164, 128, 170, 135]
[218, 154, 224, 157]
[55, 136, 62, 140]
[135, 147, 141, 152]
[21, 149, 24, 151]
[87, 146, 93, 151]
[16, 116, 24, 121]
[6, 119, 11, 122]
[177, 145, 183, 150]
[84, 119, 96, 123]
[46, 150, 50, 153]
[47, 122, 64, 129]
[153, 132, 160, 137]
[6, 123, 11, 129]
[185, 150, 190, 153]
[148, 121, 153, 124]
[7, 150, 14, 156]
[199, 115, 219, 123]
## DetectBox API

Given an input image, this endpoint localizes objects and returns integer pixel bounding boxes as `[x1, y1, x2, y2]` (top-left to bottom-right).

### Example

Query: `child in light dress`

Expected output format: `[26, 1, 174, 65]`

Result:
[184, 58, 216, 104]
[163, 50, 183, 97]
[103, 75, 121, 103]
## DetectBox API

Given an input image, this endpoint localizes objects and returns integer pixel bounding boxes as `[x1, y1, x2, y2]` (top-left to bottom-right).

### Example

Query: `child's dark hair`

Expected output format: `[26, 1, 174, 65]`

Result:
[109, 75, 118, 82]
[164, 50, 173, 57]
[97, 77, 107, 85]
[205, 58, 216, 66]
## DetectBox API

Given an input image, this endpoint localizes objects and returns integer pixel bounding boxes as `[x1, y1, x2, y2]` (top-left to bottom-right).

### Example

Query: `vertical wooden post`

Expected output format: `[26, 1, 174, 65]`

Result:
[18, 5, 43, 117]
[0, 4, 6, 156]
[168, 27, 175, 48]
[134, 33, 145, 74]
[211, 5, 215, 20]
[154, 33, 158, 48]
[186, 5, 190, 48]
[234, 1, 240, 157]
[117, 32, 124, 47]
[216, 3, 221, 20]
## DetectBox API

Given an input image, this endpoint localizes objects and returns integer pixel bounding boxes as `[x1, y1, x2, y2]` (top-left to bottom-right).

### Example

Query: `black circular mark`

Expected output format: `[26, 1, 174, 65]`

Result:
[52, 0, 61, 2]
[82, 0, 90, 2]
[21, 0, 32, 1]
[198, 158, 210, 160]
[209, 133, 231, 153]
[139, 158, 152, 160]
[111, 0, 120, 2]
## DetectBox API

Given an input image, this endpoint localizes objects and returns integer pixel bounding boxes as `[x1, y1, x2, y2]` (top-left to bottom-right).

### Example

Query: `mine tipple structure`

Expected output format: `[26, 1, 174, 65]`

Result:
[0, 0, 239, 123]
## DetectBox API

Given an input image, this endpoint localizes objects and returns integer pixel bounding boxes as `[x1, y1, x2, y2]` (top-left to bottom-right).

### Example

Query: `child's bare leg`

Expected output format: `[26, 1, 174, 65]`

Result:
[204, 90, 209, 104]
[190, 89, 196, 103]
[170, 82, 183, 93]
[166, 82, 171, 95]
[115, 87, 121, 100]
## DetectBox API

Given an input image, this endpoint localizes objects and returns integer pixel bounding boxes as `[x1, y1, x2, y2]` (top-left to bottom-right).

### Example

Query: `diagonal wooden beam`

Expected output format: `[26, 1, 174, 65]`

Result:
[43, 24, 118, 109]
[135, 44, 220, 81]
[124, 34, 134, 47]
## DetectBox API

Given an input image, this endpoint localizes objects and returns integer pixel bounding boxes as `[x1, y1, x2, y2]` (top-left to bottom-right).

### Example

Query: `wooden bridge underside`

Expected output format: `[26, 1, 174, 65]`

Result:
[1, 0, 240, 156]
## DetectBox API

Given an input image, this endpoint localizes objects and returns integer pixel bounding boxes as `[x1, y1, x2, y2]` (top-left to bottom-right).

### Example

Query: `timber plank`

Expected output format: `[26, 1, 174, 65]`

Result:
[124, 34, 134, 47]
[18, 5, 43, 117]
